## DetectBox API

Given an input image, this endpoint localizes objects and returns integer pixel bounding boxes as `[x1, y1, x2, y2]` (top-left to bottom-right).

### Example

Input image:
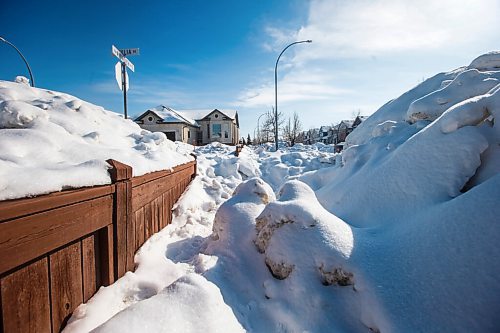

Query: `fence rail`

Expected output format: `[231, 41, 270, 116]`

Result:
[0, 160, 196, 333]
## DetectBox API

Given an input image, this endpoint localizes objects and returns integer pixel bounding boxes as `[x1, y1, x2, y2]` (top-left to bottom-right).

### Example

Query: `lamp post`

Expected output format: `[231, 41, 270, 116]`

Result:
[257, 112, 266, 145]
[0, 36, 35, 87]
[274, 40, 312, 151]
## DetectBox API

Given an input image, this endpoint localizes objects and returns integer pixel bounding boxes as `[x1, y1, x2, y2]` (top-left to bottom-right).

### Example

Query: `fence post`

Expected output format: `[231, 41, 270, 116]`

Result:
[189, 153, 197, 179]
[107, 159, 133, 279]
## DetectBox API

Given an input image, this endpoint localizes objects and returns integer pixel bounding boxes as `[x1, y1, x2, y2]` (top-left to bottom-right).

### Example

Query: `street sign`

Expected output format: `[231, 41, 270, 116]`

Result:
[123, 57, 134, 72]
[111, 44, 138, 119]
[120, 48, 140, 56]
[115, 61, 129, 91]
[111, 45, 135, 72]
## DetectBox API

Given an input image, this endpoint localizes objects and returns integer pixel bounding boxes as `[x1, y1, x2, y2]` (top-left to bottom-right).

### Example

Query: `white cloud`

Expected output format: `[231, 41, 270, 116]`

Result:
[238, 0, 500, 113]
[294, 0, 500, 60]
[236, 67, 352, 108]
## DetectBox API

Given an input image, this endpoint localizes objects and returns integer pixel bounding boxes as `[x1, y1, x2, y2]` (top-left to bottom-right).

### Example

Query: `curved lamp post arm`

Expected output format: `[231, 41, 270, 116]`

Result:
[0, 36, 35, 87]
[274, 40, 312, 151]
[257, 112, 266, 144]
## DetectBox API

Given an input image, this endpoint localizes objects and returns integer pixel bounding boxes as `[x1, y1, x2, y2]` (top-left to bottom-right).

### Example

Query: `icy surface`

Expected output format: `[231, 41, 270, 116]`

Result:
[0, 80, 193, 200]
[64, 52, 500, 332]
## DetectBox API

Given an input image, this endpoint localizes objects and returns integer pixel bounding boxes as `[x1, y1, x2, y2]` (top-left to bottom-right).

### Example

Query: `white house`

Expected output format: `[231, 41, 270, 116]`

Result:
[134, 106, 240, 146]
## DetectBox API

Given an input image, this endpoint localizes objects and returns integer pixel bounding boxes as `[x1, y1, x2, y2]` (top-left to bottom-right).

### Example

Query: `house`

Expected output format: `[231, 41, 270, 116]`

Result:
[352, 115, 367, 130]
[337, 120, 355, 143]
[319, 126, 332, 144]
[303, 128, 319, 145]
[134, 106, 240, 146]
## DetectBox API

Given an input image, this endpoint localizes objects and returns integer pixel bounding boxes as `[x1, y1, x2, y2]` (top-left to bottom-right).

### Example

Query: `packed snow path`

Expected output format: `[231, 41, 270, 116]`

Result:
[63, 52, 500, 333]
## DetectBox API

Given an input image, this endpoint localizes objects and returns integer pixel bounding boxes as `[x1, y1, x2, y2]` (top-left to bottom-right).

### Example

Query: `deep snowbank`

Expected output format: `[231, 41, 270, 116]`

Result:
[0, 80, 193, 200]
[64, 52, 500, 333]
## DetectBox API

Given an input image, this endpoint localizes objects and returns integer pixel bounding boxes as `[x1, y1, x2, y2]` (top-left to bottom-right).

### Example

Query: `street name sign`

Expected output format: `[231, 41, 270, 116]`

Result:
[111, 45, 135, 72]
[119, 48, 140, 56]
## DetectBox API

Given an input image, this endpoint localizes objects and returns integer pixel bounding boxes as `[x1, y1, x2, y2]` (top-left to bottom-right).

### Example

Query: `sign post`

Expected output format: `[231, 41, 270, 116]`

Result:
[112, 45, 139, 119]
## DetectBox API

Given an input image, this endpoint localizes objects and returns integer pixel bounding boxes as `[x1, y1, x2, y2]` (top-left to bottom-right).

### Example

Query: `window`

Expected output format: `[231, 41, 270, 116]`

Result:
[164, 131, 175, 141]
[212, 124, 222, 138]
[188, 130, 190, 138]
[148, 116, 153, 122]
[222, 124, 229, 138]
[207, 124, 210, 137]
[214, 114, 219, 118]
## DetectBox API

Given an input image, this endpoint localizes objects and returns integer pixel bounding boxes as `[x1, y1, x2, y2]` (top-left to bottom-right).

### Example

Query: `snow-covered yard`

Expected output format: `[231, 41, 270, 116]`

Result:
[2, 52, 500, 332]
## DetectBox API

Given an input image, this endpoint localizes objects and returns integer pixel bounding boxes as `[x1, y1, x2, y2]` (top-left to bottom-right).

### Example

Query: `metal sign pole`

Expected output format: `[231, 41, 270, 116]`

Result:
[121, 62, 128, 119]
[112, 45, 138, 119]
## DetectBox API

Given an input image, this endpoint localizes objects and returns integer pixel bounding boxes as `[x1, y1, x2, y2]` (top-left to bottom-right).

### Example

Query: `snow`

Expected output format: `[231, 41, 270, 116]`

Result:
[0, 80, 193, 200]
[92, 274, 245, 333]
[468, 51, 500, 71]
[8, 52, 497, 332]
[147, 105, 199, 126]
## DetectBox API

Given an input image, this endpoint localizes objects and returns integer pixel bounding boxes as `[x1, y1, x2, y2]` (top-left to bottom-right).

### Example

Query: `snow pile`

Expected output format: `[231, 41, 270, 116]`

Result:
[65, 143, 255, 332]
[468, 51, 500, 71]
[64, 52, 500, 333]
[407, 68, 500, 123]
[92, 274, 244, 333]
[0, 80, 193, 200]
[254, 180, 353, 281]
[256, 143, 338, 191]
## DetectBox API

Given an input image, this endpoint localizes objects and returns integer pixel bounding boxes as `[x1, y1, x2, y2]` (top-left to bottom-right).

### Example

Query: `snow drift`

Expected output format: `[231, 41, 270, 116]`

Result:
[0, 79, 193, 200]
[63, 52, 500, 333]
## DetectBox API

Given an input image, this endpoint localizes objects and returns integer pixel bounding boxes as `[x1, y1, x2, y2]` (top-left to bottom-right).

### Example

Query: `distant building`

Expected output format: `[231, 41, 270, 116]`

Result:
[319, 126, 332, 144]
[303, 128, 319, 145]
[300, 115, 368, 151]
[337, 120, 354, 143]
[134, 106, 240, 146]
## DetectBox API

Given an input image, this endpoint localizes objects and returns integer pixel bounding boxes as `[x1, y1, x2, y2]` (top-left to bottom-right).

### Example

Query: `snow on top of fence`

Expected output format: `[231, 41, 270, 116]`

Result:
[0, 79, 194, 201]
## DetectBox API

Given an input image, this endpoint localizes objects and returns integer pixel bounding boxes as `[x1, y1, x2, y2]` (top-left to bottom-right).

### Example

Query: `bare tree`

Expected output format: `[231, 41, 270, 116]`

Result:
[261, 107, 284, 143]
[351, 109, 361, 118]
[282, 112, 303, 146]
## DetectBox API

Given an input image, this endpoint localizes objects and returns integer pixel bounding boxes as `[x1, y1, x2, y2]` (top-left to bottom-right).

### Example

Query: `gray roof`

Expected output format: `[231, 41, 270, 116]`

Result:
[135, 106, 238, 126]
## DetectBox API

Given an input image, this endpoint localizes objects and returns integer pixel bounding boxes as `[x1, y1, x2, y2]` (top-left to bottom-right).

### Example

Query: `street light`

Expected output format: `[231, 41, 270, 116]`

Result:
[0, 36, 35, 87]
[274, 39, 312, 151]
[257, 112, 266, 144]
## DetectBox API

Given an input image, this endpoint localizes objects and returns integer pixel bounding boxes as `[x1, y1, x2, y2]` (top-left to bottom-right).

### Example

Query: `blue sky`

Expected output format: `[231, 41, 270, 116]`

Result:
[1, 0, 499, 138]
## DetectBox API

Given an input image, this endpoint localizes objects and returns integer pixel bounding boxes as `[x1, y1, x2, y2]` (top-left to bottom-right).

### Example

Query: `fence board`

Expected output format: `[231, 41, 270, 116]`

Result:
[82, 235, 97, 303]
[144, 203, 152, 240]
[49, 242, 83, 333]
[0, 160, 196, 332]
[0, 195, 113, 275]
[131, 167, 194, 211]
[114, 180, 132, 278]
[1, 258, 51, 333]
[0, 185, 114, 223]
[99, 224, 114, 286]
[135, 208, 145, 254]
[131, 162, 194, 187]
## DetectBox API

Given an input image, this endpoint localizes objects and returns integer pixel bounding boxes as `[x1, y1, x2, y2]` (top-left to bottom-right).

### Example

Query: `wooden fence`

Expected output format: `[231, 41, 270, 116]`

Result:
[0, 160, 196, 333]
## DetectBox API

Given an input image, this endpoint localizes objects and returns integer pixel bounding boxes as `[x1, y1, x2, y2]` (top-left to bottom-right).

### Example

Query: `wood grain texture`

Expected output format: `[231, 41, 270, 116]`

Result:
[1, 258, 51, 333]
[135, 208, 145, 253]
[0, 195, 113, 275]
[98, 225, 114, 286]
[107, 159, 132, 182]
[81, 235, 97, 303]
[114, 180, 131, 279]
[0, 185, 114, 224]
[144, 203, 152, 241]
[49, 242, 83, 333]
[131, 161, 195, 187]
[126, 206, 136, 273]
